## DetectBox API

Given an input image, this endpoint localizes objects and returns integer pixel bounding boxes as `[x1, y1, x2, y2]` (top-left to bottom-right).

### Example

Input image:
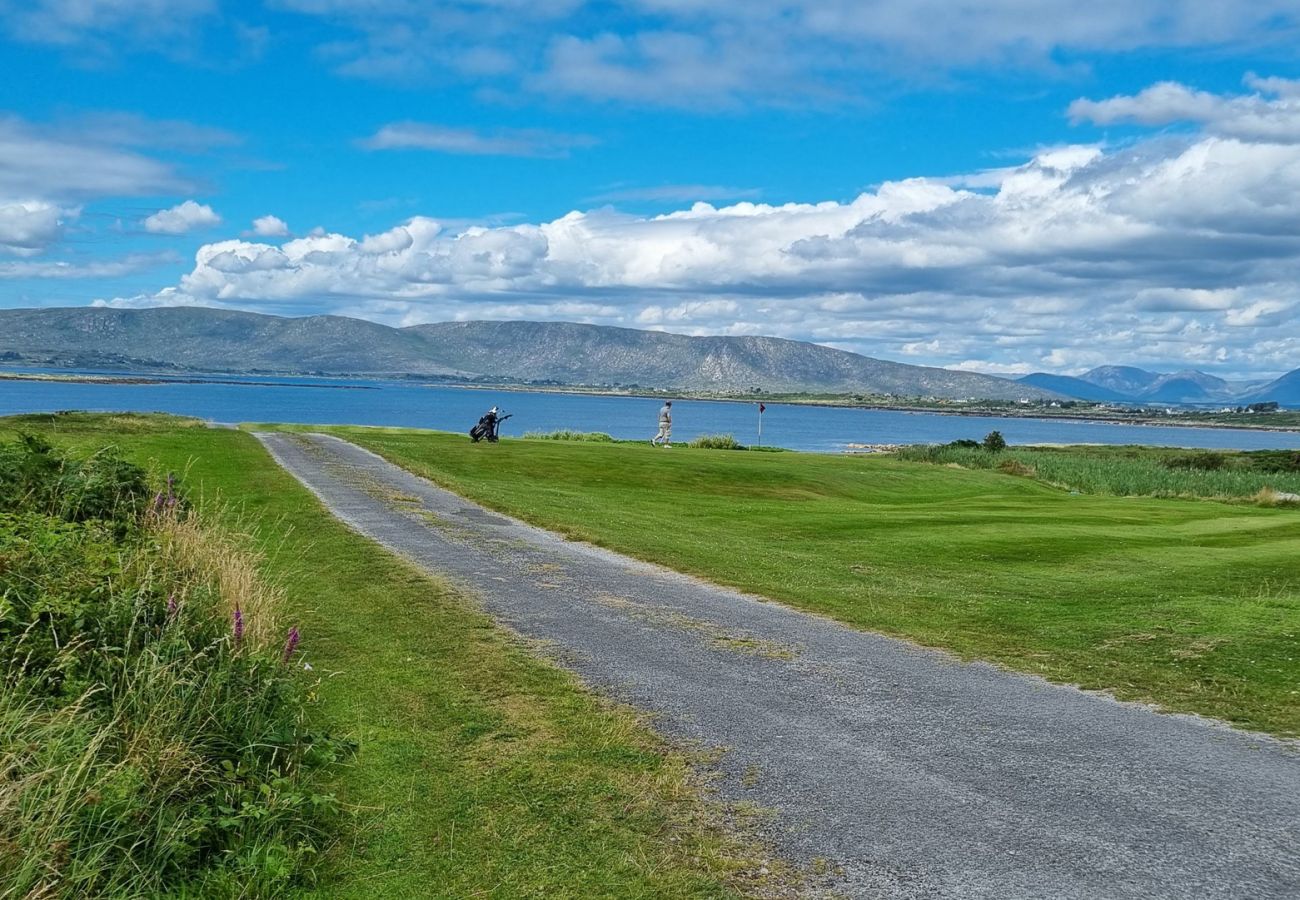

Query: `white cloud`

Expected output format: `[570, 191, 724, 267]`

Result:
[0, 200, 71, 255]
[143, 200, 222, 235]
[360, 123, 597, 157]
[0, 116, 190, 202]
[100, 111, 1300, 377]
[1070, 75, 1300, 143]
[269, 1, 1300, 107]
[0, 251, 175, 279]
[251, 214, 290, 237]
[2, 0, 217, 54]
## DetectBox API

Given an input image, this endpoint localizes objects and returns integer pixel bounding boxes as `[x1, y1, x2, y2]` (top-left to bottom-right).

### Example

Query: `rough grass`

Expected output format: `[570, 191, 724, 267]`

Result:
[0, 436, 340, 898]
[896, 443, 1300, 501]
[295, 426, 1300, 737]
[524, 429, 615, 442]
[2, 413, 787, 898]
[690, 434, 746, 450]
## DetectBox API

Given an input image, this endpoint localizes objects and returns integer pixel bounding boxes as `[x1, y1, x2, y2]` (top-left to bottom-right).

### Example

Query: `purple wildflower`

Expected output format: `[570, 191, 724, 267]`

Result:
[152, 491, 165, 513]
[233, 604, 244, 647]
[166, 593, 178, 618]
[282, 627, 300, 664]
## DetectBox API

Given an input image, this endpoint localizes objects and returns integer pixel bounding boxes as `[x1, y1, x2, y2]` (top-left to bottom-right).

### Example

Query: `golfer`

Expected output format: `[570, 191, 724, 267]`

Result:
[651, 400, 673, 447]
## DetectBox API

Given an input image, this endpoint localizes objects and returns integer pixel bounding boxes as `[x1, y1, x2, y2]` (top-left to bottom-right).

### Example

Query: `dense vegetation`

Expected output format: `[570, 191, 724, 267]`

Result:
[298, 426, 1300, 736]
[1, 413, 782, 899]
[0, 434, 345, 897]
[896, 441, 1300, 501]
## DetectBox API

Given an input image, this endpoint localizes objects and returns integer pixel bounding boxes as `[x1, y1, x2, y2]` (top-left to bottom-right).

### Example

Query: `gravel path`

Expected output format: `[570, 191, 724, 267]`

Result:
[257, 432, 1299, 900]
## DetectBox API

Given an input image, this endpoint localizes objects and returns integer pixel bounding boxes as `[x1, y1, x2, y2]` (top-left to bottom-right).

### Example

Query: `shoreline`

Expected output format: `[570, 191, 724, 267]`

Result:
[4, 367, 1298, 436]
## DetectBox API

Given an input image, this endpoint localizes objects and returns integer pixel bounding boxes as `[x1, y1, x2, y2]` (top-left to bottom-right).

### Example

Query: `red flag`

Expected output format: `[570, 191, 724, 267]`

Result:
[759, 403, 766, 413]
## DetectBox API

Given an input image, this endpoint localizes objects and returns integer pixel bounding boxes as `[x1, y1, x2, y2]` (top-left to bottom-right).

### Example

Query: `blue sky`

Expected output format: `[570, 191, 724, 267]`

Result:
[3, 1, 1300, 378]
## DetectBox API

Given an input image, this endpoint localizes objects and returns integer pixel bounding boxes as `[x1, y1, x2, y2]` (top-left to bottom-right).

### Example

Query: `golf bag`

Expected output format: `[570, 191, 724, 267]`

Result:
[469, 411, 512, 443]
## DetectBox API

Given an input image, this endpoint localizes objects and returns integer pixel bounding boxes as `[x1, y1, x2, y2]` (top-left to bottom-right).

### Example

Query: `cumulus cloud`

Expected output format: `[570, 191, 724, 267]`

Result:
[143, 200, 221, 235]
[1069, 75, 1300, 143]
[0, 200, 71, 255]
[103, 95, 1300, 377]
[361, 123, 597, 157]
[251, 214, 290, 237]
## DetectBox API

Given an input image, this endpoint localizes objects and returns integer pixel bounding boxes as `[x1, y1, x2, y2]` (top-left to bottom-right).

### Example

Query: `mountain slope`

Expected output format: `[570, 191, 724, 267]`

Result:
[1243, 368, 1300, 406]
[404, 320, 1052, 398]
[1016, 373, 1133, 402]
[0, 307, 1056, 400]
[1079, 366, 1162, 396]
[0, 306, 456, 375]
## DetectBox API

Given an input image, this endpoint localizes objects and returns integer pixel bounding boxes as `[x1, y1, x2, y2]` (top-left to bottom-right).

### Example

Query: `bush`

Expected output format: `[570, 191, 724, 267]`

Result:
[982, 431, 1007, 452]
[948, 439, 980, 449]
[689, 434, 745, 450]
[0, 437, 346, 897]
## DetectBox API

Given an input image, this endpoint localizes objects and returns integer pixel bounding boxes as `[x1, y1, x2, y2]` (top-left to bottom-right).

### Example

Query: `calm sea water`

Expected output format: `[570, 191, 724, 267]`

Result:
[3, 371, 1300, 453]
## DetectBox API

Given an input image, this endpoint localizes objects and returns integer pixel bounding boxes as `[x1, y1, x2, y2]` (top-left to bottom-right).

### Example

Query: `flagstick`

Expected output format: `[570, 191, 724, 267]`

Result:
[758, 404, 763, 447]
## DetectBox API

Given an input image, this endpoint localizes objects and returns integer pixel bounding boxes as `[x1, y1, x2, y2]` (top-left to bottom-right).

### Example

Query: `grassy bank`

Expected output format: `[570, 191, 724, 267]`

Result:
[1, 414, 780, 898]
[898, 442, 1300, 501]
[286, 425, 1300, 737]
[0, 432, 340, 897]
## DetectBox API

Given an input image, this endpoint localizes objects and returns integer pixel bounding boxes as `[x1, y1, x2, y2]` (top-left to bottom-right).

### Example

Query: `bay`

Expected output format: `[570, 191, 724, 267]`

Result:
[3, 372, 1300, 452]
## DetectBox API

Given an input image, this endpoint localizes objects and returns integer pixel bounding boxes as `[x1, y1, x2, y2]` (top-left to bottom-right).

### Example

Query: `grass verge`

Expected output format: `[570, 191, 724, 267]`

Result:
[1, 413, 784, 898]
[274, 424, 1300, 737]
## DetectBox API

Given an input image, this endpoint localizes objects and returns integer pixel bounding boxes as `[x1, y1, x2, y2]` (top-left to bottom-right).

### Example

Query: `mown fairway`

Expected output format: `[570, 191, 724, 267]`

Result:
[294, 426, 1300, 736]
[0, 414, 776, 899]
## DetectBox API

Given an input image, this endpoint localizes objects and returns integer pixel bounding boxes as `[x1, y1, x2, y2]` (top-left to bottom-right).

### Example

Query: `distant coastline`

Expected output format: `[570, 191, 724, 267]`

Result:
[5, 366, 1298, 435]
[0, 371, 377, 390]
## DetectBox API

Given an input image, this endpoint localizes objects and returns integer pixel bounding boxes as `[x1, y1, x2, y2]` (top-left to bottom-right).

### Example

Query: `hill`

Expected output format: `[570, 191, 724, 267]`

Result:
[1016, 373, 1132, 402]
[0, 306, 1056, 401]
[1243, 368, 1300, 406]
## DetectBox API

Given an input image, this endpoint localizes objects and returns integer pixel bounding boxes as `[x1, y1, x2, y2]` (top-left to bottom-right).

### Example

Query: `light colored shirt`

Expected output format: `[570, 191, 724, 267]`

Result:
[659, 404, 672, 424]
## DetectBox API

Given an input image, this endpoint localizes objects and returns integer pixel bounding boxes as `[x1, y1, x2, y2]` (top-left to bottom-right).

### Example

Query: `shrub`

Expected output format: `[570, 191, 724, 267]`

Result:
[982, 431, 1007, 452]
[998, 459, 1037, 477]
[689, 434, 745, 450]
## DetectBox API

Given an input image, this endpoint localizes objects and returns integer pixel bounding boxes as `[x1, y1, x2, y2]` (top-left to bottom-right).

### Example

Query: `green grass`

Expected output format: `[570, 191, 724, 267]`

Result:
[276, 424, 1300, 737]
[0, 413, 780, 898]
[897, 443, 1300, 501]
[523, 429, 616, 442]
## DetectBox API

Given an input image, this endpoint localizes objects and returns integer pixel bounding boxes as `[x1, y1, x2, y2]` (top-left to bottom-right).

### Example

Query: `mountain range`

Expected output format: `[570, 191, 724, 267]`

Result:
[1017, 365, 1298, 406]
[4, 306, 1296, 406]
[0, 306, 1054, 401]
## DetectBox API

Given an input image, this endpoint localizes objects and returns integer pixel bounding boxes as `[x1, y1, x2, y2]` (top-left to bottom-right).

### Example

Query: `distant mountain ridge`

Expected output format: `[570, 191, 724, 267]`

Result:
[0, 306, 1057, 401]
[1018, 364, 1300, 407]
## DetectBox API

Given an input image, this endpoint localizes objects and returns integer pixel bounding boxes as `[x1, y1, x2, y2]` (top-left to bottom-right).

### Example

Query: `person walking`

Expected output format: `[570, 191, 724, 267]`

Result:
[651, 400, 673, 448]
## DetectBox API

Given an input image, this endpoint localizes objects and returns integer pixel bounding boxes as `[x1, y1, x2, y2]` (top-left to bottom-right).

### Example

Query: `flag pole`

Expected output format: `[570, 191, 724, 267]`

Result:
[757, 402, 763, 447]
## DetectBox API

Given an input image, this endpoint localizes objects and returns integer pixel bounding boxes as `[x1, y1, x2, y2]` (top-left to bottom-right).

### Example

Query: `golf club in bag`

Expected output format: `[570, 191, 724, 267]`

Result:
[469, 408, 512, 443]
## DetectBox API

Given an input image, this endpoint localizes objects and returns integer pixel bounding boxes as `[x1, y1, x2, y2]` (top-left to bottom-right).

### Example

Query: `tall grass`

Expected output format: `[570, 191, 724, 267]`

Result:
[523, 430, 615, 442]
[0, 437, 345, 898]
[689, 434, 745, 450]
[896, 443, 1300, 500]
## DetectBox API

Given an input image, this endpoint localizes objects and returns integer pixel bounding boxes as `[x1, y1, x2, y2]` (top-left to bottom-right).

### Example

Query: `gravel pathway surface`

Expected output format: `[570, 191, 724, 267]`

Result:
[257, 432, 1299, 900]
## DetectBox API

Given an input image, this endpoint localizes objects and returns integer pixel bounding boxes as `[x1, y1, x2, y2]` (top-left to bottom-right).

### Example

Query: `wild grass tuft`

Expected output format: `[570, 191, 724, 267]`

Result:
[689, 434, 746, 450]
[523, 430, 615, 442]
[0, 437, 345, 898]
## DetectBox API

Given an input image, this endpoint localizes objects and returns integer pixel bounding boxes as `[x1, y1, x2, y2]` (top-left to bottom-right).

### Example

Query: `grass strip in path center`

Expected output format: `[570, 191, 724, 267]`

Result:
[270, 425, 1300, 738]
